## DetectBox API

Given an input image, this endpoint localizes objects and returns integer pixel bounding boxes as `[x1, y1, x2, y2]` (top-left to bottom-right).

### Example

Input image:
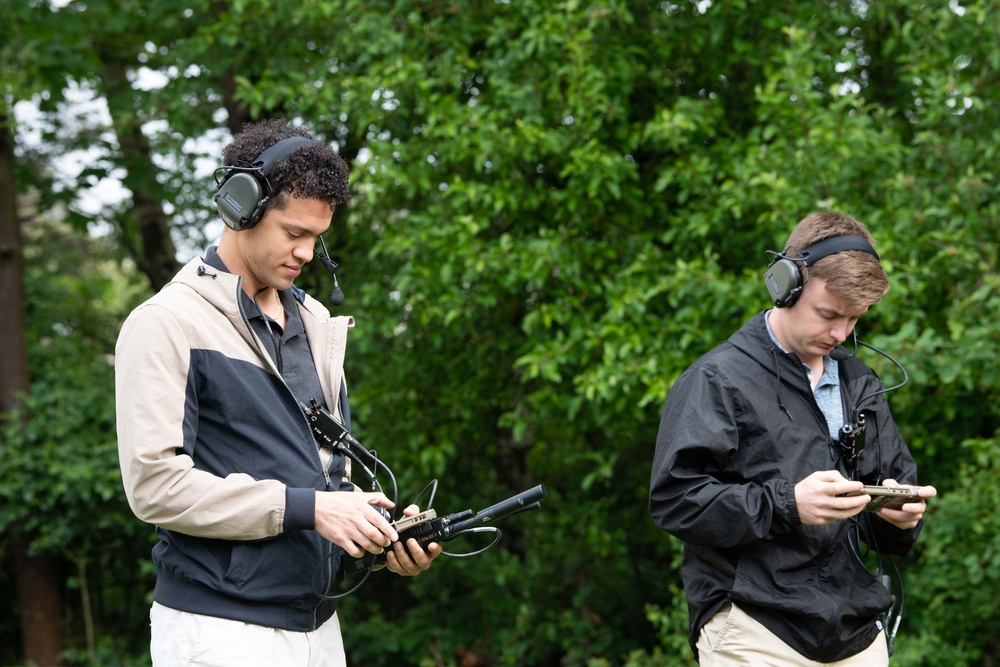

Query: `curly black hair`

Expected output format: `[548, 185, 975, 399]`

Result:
[221, 118, 351, 214]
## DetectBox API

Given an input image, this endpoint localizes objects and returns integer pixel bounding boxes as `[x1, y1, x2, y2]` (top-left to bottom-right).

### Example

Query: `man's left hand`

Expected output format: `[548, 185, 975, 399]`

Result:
[877, 479, 938, 529]
[385, 504, 443, 576]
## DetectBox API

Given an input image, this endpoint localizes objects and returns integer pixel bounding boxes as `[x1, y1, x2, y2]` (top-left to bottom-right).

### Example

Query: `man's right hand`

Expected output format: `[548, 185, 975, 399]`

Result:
[794, 470, 869, 526]
[314, 491, 397, 557]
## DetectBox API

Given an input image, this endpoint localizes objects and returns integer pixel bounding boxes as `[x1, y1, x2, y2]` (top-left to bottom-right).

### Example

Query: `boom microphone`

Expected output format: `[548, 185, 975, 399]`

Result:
[329, 275, 345, 307]
[830, 346, 852, 361]
[315, 236, 345, 307]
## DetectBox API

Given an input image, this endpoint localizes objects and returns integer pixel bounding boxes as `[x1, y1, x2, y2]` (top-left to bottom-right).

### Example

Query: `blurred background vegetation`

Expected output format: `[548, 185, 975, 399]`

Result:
[1, 0, 998, 665]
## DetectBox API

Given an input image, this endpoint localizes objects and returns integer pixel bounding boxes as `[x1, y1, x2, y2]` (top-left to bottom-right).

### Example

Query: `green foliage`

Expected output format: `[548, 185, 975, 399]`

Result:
[892, 435, 1000, 666]
[0, 214, 153, 663]
[4, 0, 1000, 664]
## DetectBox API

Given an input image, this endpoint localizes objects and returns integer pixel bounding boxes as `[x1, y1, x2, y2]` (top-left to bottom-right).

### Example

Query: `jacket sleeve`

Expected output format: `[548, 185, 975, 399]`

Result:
[649, 364, 801, 547]
[115, 300, 294, 541]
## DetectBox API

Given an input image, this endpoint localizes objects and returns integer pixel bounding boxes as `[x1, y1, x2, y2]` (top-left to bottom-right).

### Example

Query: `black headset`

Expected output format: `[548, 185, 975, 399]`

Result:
[213, 136, 315, 231]
[764, 235, 880, 308]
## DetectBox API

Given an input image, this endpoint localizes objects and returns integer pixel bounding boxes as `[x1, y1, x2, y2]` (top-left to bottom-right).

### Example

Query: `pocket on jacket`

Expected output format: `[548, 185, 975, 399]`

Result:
[224, 543, 264, 591]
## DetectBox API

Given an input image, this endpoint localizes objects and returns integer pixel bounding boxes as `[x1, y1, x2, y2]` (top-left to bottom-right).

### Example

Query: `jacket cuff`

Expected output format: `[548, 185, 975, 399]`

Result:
[784, 485, 802, 526]
[284, 487, 316, 531]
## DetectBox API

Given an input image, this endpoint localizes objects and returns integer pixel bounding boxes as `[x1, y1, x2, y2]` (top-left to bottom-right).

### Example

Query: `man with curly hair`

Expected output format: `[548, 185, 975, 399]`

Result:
[650, 211, 936, 666]
[116, 118, 440, 666]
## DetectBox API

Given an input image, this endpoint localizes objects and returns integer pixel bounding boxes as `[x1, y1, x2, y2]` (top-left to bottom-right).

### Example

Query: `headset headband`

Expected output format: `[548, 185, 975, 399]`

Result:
[252, 136, 314, 180]
[764, 234, 880, 308]
[795, 235, 880, 266]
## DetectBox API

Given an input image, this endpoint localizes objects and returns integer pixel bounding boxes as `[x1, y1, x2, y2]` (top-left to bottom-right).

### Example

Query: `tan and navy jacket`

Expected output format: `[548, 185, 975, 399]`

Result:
[116, 255, 353, 631]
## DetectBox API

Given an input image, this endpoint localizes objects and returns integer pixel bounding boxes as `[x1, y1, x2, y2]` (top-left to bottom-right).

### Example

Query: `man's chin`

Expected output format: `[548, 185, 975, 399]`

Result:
[269, 276, 295, 291]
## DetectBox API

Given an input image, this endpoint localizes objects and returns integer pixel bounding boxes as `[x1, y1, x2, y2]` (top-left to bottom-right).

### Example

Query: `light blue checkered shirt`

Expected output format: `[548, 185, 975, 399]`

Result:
[765, 311, 843, 439]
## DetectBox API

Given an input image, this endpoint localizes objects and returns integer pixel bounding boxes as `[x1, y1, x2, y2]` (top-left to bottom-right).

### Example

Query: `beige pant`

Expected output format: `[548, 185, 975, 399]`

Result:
[150, 602, 346, 667]
[696, 603, 889, 667]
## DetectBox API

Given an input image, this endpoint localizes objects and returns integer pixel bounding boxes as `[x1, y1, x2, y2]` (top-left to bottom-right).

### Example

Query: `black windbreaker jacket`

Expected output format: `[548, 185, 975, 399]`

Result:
[650, 312, 922, 662]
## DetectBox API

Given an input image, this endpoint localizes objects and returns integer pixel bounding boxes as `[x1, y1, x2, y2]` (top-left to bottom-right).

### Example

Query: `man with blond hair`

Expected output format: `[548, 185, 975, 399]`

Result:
[650, 211, 935, 665]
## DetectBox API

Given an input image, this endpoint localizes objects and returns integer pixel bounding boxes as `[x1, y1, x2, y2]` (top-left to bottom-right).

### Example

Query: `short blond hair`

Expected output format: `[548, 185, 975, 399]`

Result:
[783, 211, 889, 310]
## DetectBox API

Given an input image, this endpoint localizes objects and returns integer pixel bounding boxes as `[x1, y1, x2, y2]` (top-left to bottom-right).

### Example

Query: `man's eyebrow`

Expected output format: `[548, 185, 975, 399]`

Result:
[281, 221, 326, 236]
[817, 304, 866, 318]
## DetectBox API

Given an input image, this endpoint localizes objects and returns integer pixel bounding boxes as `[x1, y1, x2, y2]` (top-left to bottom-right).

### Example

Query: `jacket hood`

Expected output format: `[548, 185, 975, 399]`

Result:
[173, 252, 310, 317]
[725, 312, 817, 416]
[726, 312, 793, 369]
[168, 256, 334, 369]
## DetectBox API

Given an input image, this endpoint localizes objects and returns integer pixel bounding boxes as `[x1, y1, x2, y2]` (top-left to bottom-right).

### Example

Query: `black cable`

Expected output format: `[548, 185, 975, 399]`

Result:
[312, 551, 375, 600]
[845, 511, 906, 656]
[846, 513, 884, 578]
[849, 339, 909, 423]
[343, 440, 398, 516]
[411, 479, 438, 515]
[439, 527, 503, 558]
[885, 555, 905, 656]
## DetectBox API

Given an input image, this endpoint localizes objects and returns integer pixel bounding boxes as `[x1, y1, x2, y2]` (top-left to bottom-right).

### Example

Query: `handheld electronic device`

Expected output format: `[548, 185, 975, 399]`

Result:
[841, 485, 921, 511]
[303, 398, 549, 597]
[390, 509, 438, 533]
[338, 485, 548, 579]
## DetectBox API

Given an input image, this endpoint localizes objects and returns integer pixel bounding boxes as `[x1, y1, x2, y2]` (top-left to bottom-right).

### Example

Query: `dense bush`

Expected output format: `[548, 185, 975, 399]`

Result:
[2, 1, 998, 664]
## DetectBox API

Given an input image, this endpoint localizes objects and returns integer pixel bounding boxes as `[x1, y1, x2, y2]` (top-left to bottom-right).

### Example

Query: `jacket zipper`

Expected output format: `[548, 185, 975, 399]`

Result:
[235, 279, 336, 629]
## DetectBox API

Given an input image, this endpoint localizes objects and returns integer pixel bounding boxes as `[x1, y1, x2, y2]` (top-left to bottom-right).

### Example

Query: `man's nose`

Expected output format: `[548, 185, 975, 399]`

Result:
[831, 320, 853, 342]
[293, 242, 314, 262]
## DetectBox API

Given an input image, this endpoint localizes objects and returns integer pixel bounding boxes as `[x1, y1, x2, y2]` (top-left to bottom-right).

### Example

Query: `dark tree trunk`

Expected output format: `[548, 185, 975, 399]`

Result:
[219, 69, 255, 135]
[0, 111, 29, 415]
[97, 53, 181, 291]
[12, 540, 64, 667]
[1, 110, 65, 667]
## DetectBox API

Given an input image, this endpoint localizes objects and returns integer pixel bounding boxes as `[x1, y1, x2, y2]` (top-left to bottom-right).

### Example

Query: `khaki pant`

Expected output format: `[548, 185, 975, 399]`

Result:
[150, 602, 347, 667]
[696, 603, 889, 667]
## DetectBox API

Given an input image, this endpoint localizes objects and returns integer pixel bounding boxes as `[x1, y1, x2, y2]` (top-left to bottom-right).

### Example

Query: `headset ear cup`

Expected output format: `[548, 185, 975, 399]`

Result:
[764, 258, 803, 308]
[214, 171, 265, 231]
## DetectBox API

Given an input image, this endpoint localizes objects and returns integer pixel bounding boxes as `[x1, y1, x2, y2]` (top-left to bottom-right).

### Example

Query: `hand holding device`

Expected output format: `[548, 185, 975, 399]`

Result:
[384, 509, 442, 576]
[840, 485, 921, 511]
[313, 490, 396, 557]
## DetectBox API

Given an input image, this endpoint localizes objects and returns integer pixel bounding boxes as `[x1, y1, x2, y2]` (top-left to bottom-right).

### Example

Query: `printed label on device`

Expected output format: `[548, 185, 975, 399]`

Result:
[392, 509, 437, 532]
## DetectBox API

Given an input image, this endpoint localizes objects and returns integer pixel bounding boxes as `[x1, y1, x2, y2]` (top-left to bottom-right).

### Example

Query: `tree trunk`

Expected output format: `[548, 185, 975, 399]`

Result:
[219, 69, 255, 135]
[1, 110, 65, 667]
[97, 53, 180, 291]
[76, 553, 97, 664]
[0, 109, 29, 417]
[12, 540, 64, 667]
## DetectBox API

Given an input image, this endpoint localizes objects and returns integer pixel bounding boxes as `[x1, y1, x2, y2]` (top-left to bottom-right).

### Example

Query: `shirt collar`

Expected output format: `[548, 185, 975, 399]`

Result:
[202, 246, 302, 334]
[764, 310, 840, 387]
